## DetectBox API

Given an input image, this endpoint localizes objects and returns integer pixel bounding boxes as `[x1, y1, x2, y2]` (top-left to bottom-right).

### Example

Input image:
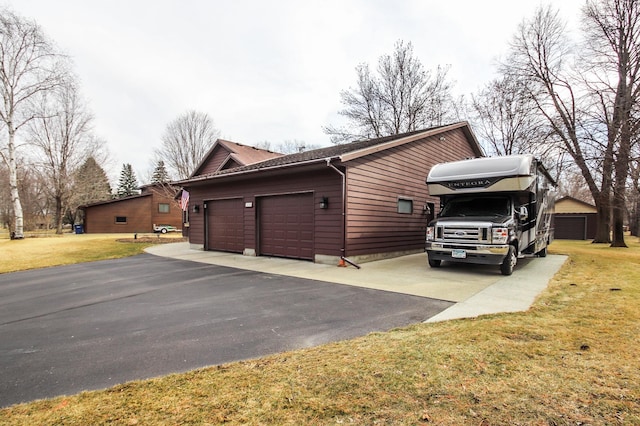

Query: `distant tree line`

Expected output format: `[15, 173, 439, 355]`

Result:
[3, 0, 639, 246]
[324, 0, 640, 246]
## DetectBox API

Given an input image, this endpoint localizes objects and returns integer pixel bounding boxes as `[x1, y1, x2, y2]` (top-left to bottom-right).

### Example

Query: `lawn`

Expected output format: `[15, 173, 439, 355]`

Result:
[0, 232, 185, 274]
[1, 238, 639, 425]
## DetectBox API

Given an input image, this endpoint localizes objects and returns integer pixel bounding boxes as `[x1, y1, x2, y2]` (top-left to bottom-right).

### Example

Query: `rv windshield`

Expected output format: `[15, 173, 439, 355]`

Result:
[440, 196, 511, 218]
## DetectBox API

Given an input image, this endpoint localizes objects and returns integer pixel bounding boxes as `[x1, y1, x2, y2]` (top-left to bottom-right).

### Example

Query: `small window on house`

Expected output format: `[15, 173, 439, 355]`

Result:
[158, 203, 170, 213]
[397, 198, 413, 214]
[115, 216, 127, 224]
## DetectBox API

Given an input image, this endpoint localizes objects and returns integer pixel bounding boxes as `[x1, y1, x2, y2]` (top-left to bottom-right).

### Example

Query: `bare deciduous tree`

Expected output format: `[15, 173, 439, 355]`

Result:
[581, 0, 640, 247]
[324, 41, 457, 143]
[0, 8, 68, 239]
[28, 81, 101, 234]
[156, 110, 220, 180]
[503, 5, 616, 243]
[470, 75, 547, 156]
[255, 139, 320, 154]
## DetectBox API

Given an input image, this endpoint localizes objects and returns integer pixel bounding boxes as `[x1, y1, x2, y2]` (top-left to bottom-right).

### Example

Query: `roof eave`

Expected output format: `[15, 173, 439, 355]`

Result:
[339, 122, 483, 162]
[177, 156, 342, 186]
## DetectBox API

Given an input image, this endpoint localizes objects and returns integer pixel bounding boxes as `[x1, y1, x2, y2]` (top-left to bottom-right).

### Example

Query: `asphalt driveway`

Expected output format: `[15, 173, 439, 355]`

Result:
[0, 254, 452, 408]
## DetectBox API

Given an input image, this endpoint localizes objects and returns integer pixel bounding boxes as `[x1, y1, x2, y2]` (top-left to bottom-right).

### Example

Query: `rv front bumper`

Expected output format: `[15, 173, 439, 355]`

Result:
[426, 242, 510, 265]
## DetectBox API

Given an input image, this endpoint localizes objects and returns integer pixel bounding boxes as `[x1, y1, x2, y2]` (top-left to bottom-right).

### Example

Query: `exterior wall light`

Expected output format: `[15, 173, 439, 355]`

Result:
[193, 204, 200, 213]
[320, 197, 329, 209]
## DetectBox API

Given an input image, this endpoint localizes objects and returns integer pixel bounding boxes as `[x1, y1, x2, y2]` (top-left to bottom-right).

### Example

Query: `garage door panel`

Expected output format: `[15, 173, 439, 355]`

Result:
[260, 193, 314, 260]
[207, 198, 244, 253]
[555, 216, 587, 240]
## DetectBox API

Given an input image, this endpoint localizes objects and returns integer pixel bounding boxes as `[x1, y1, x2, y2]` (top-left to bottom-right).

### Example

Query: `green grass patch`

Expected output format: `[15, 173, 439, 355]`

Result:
[1, 239, 639, 424]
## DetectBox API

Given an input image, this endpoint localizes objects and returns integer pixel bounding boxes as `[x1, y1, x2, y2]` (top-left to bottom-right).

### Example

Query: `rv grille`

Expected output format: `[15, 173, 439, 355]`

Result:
[436, 225, 491, 244]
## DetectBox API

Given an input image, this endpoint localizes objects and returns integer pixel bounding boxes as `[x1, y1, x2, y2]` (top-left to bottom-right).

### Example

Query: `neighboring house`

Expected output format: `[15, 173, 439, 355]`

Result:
[82, 185, 183, 233]
[178, 122, 483, 264]
[553, 196, 597, 240]
[81, 140, 282, 234]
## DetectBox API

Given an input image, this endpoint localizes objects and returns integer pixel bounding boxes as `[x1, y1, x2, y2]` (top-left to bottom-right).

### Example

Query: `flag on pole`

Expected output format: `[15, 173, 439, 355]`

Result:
[180, 190, 190, 211]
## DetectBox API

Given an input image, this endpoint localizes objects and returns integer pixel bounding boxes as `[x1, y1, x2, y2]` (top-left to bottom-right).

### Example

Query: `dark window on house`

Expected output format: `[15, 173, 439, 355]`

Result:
[159, 203, 170, 213]
[115, 216, 127, 224]
[397, 198, 413, 214]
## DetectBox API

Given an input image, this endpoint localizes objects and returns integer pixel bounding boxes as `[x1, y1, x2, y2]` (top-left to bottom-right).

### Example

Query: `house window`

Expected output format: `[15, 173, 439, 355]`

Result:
[115, 216, 127, 224]
[397, 198, 413, 214]
[158, 203, 170, 213]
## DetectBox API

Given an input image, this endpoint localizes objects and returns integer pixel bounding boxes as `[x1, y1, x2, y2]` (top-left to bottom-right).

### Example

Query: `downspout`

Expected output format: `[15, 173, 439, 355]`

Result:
[326, 158, 360, 269]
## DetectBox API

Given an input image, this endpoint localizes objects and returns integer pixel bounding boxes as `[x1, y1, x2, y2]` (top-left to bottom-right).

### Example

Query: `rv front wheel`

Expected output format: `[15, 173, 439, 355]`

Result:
[500, 246, 517, 276]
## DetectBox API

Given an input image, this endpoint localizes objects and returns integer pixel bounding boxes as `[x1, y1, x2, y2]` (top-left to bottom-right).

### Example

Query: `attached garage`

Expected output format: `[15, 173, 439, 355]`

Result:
[206, 198, 244, 252]
[554, 196, 597, 240]
[259, 193, 314, 260]
[180, 122, 484, 264]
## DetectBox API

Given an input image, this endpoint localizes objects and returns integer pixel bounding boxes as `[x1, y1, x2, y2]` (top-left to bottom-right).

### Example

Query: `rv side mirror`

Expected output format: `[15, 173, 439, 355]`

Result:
[518, 206, 529, 222]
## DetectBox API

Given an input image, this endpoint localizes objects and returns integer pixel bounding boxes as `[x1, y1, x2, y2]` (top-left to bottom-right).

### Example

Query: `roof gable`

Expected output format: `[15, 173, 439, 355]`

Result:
[556, 196, 597, 213]
[191, 139, 283, 177]
[180, 122, 483, 184]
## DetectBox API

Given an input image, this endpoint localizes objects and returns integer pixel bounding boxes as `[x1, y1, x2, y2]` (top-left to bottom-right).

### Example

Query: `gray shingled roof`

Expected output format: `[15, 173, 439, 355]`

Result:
[179, 123, 473, 184]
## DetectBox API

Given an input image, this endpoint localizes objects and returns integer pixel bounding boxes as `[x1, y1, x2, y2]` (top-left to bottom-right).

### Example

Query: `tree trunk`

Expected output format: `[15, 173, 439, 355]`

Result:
[55, 195, 64, 235]
[8, 130, 24, 239]
[593, 192, 611, 243]
[610, 194, 627, 247]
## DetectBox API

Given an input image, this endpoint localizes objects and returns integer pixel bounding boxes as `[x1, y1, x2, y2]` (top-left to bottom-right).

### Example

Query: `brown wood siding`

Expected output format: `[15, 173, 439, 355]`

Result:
[84, 196, 152, 233]
[186, 168, 342, 257]
[345, 129, 477, 257]
[196, 146, 231, 176]
[84, 191, 183, 234]
[150, 192, 184, 229]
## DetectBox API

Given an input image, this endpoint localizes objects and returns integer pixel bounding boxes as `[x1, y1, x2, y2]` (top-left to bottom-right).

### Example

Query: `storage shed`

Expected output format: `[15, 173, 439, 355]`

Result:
[554, 196, 597, 240]
[179, 122, 483, 264]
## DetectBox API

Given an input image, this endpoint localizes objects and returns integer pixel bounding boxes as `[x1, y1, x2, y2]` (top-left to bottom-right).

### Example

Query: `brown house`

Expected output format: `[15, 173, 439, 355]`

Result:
[81, 140, 282, 234]
[554, 196, 597, 240]
[82, 185, 183, 234]
[179, 122, 483, 264]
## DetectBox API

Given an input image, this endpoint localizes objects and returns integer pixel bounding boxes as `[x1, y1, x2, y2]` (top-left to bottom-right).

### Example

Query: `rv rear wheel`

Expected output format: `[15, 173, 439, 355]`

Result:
[428, 257, 441, 268]
[500, 246, 517, 276]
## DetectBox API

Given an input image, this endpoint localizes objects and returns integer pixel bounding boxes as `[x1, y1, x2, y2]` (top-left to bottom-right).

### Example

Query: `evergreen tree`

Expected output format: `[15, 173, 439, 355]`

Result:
[151, 160, 170, 183]
[70, 156, 112, 224]
[117, 163, 139, 198]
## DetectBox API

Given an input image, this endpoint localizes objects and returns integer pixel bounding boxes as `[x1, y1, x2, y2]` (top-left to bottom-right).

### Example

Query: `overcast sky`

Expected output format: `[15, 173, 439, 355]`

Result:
[9, 0, 585, 182]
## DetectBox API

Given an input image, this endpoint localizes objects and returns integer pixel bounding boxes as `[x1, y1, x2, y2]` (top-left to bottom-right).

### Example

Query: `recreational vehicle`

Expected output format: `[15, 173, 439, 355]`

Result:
[425, 154, 556, 275]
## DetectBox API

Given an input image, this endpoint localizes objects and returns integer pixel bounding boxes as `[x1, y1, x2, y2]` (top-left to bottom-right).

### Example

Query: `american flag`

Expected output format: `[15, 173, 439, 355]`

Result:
[180, 190, 189, 211]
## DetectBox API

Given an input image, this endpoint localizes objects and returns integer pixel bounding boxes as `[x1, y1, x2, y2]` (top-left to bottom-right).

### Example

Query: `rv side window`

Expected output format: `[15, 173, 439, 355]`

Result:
[397, 198, 413, 214]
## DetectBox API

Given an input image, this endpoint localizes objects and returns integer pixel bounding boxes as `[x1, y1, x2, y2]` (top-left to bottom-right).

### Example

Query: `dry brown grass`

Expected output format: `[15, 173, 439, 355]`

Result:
[1, 239, 639, 425]
[0, 232, 185, 274]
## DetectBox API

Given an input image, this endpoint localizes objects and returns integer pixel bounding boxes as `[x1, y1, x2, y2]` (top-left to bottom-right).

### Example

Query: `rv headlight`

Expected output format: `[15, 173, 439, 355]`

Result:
[492, 227, 509, 244]
[426, 226, 435, 241]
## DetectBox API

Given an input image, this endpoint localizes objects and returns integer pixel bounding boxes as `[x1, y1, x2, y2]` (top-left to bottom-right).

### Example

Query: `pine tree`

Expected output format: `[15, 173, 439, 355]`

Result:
[73, 157, 112, 204]
[70, 157, 112, 224]
[151, 160, 170, 183]
[117, 163, 139, 198]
